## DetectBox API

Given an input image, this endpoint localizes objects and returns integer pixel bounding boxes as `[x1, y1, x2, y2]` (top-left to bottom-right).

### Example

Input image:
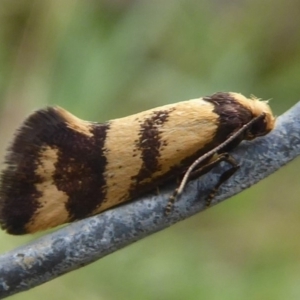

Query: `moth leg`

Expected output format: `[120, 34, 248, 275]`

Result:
[156, 186, 161, 196]
[189, 155, 227, 180]
[205, 154, 239, 207]
[165, 153, 236, 215]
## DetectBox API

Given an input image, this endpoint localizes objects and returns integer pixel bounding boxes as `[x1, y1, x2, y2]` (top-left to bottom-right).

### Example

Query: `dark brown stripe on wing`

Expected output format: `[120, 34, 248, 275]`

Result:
[53, 123, 110, 221]
[130, 109, 172, 193]
[0, 108, 66, 234]
[203, 92, 253, 152]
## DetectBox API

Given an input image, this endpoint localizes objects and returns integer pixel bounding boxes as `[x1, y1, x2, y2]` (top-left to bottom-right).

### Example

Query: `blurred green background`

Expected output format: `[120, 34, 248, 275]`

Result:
[1, 0, 300, 299]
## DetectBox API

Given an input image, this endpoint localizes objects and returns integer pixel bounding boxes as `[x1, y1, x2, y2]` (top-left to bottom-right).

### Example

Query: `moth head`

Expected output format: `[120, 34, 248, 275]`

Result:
[230, 93, 276, 140]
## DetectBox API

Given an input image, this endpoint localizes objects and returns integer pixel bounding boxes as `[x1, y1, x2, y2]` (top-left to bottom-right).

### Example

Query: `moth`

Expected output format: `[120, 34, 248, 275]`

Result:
[0, 92, 275, 235]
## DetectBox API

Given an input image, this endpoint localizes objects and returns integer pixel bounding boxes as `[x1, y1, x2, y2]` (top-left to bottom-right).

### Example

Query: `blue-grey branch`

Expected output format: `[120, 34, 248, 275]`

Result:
[0, 102, 300, 299]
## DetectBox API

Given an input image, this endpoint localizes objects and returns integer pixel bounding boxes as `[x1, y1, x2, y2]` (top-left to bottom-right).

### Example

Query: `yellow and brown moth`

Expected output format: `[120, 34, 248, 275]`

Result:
[0, 92, 275, 235]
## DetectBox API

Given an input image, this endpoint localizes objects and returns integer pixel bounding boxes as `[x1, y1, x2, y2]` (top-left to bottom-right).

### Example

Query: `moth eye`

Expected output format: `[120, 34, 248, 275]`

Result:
[248, 116, 268, 138]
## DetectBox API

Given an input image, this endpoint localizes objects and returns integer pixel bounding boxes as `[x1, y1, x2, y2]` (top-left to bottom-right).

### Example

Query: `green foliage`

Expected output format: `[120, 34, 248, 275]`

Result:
[1, 0, 300, 299]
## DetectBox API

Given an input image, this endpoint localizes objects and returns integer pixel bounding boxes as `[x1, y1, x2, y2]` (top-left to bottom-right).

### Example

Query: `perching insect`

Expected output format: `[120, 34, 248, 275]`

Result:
[0, 92, 275, 235]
